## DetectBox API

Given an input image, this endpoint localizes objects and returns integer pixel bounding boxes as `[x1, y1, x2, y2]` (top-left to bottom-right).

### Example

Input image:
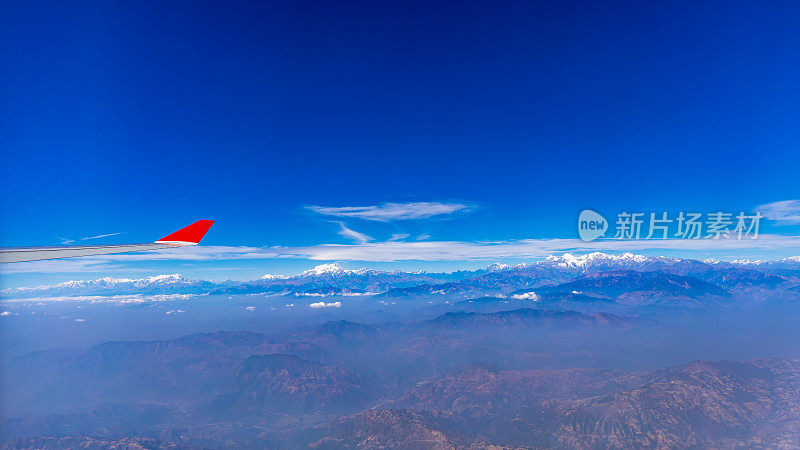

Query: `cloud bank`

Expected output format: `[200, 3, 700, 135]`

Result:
[5, 234, 800, 274]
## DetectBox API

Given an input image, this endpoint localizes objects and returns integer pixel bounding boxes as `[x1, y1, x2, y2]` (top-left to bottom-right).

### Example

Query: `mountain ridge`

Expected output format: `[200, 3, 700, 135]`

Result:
[5, 253, 800, 300]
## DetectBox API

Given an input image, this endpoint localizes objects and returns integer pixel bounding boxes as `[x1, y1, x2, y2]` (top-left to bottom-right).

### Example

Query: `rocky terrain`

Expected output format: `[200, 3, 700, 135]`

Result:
[3, 309, 799, 448]
[3, 254, 800, 448]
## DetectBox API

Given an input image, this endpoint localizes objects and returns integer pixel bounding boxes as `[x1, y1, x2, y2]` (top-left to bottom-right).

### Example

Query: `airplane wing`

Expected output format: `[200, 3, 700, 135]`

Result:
[0, 220, 214, 263]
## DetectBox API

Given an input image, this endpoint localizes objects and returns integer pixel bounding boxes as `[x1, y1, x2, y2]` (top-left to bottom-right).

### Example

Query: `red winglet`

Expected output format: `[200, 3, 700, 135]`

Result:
[156, 220, 215, 244]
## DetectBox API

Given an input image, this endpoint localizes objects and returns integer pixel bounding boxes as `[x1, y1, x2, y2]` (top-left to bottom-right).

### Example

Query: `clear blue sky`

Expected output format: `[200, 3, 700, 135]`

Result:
[2, 1, 800, 285]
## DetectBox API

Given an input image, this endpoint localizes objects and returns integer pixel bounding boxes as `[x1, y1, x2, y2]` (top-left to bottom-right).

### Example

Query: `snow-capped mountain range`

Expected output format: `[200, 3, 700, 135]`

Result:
[2, 274, 217, 299]
[3, 253, 800, 300]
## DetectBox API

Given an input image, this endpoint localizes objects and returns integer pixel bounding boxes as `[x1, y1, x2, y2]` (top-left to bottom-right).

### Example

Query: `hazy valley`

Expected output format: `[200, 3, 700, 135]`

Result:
[3, 253, 800, 448]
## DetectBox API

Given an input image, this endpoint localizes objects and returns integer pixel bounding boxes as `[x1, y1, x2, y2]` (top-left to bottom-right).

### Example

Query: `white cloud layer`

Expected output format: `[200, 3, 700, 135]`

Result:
[307, 202, 472, 221]
[1, 294, 197, 303]
[4, 234, 800, 274]
[288, 234, 800, 262]
[756, 200, 800, 224]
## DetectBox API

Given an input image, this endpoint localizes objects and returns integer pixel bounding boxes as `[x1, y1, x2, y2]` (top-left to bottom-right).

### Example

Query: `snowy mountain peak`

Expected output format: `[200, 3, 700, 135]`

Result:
[259, 273, 287, 280]
[36, 274, 188, 291]
[293, 263, 387, 278]
[145, 274, 186, 283]
[541, 252, 672, 269]
[300, 263, 350, 276]
[726, 256, 800, 267]
[545, 252, 620, 267]
[1, 274, 200, 298]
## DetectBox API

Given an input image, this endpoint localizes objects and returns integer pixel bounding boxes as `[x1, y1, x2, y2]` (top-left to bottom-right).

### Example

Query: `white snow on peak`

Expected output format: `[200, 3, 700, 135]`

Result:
[728, 256, 800, 266]
[617, 252, 651, 262]
[544, 252, 641, 268]
[730, 259, 754, 264]
[259, 273, 287, 280]
[2, 274, 193, 296]
[145, 274, 185, 283]
[481, 252, 662, 272]
[542, 252, 683, 269]
[298, 263, 379, 277]
[300, 263, 348, 276]
[300, 263, 350, 276]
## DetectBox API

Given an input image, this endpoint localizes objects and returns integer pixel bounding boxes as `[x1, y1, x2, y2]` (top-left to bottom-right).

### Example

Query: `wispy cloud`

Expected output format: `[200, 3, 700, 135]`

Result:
[388, 233, 410, 241]
[307, 202, 473, 221]
[756, 200, 800, 224]
[336, 222, 372, 244]
[58, 232, 124, 245]
[81, 232, 124, 241]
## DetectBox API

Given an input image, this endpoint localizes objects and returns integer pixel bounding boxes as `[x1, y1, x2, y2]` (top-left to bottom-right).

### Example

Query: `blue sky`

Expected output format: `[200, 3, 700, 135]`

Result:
[2, 1, 800, 287]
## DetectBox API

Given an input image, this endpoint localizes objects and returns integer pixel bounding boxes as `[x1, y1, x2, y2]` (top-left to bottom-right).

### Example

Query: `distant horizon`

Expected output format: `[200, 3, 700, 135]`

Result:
[5, 250, 800, 292]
